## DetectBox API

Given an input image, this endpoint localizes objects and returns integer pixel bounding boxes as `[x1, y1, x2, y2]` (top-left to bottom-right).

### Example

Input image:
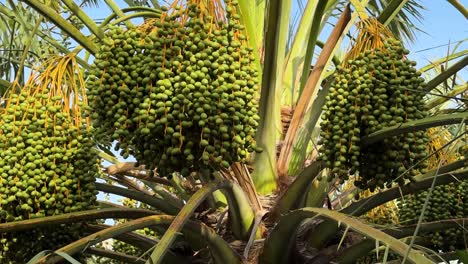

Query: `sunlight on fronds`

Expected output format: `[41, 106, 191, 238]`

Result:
[344, 17, 394, 63]
[80, 0, 100, 8]
[40, 0, 61, 12]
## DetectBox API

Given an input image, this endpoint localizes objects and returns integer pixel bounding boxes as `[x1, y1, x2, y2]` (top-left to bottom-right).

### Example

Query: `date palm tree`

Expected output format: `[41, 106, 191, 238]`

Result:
[0, 0, 467, 263]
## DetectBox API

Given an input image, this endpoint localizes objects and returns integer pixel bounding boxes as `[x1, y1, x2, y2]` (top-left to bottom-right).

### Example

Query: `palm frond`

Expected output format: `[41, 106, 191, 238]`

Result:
[367, 0, 425, 42]
[79, 0, 101, 8]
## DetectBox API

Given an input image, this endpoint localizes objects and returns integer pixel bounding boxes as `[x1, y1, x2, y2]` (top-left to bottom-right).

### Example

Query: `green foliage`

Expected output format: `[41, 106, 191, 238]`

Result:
[88, 3, 261, 178]
[318, 38, 429, 190]
[373, 0, 425, 42]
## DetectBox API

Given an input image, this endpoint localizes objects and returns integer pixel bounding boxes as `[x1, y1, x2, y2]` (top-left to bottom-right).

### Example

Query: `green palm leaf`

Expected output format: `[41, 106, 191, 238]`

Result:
[370, 0, 425, 42]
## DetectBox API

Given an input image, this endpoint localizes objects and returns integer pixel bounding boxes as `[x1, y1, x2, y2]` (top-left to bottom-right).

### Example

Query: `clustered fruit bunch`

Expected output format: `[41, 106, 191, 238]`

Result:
[0, 88, 100, 263]
[88, 2, 261, 177]
[399, 180, 468, 251]
[318, 38, 429, 190]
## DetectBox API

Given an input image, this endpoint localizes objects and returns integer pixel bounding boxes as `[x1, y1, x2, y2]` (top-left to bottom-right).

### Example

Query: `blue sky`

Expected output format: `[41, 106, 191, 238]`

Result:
[404, 1, 467, 66]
